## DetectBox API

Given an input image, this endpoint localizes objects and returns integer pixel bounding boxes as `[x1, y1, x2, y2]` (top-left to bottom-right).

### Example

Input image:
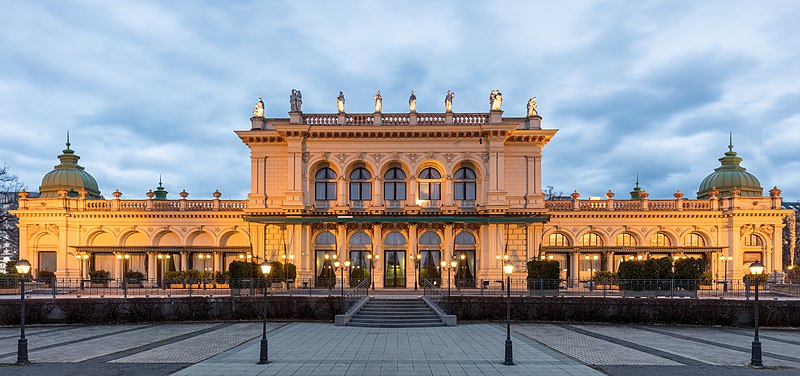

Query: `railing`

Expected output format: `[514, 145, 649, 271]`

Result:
[153, 201, 181, 210]
[381, 114, 409, 125]
[682, 201, 710, 210]
[220, 200, 247, 209]
[579, 201, 607, 210]
[423, 279, 450, 314]
[455, 199, 476, 208]
[614, 201, 642, 210]
[346, 114, 374, 125]
[648, 200, 675, 210]
[417, 113, 446, 125]
[186, 201, 214, 210]
[303, 114, 338, 125]
[342, 278, 370, 314]
[314, 200, 332, 209]
[385, 200, 405, 209]
[453, 113, 488, 124]
[545, 201, 572, 210]
[86, 201, 113, 210]
[119, 201, 146, 210]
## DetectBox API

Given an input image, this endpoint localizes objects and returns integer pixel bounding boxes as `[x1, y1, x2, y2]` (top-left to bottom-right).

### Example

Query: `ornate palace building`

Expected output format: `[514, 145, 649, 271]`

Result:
[12, 91, 795, 287]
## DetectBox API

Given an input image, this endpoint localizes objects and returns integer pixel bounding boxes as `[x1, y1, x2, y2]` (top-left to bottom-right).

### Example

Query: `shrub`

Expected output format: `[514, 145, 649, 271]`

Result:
[0, 273, 19, 288]
[673, 258, 705, 280]
[618, 258, 674, 280]
[593, 271, 617, 284]
[38, 270, 56, 281]
[787, 268, 800, 284]
[527, 260, 560, 289]
[125, 271, 145, 280]
[286, 263, 297, 280]
[744, 273, 768, 284]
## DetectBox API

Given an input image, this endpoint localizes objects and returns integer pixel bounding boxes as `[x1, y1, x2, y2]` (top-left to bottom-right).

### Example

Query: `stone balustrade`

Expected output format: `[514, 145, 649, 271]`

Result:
[297, 113, 493, 126]
[545, 195, 780, 211]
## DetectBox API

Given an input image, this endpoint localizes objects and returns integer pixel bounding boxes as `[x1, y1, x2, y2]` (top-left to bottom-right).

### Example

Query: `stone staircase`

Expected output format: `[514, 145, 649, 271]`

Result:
[348, 297, 444, 328]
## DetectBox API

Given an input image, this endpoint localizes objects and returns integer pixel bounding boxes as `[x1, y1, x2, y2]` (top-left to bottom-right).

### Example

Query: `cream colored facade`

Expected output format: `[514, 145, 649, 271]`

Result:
[12, 99, 793, 287]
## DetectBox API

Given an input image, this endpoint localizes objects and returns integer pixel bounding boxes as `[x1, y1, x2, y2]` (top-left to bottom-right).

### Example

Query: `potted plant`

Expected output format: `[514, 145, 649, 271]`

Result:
[89, 269, 110, 287]
[125, 271, 145, 287]
[38, 270, 56, 287]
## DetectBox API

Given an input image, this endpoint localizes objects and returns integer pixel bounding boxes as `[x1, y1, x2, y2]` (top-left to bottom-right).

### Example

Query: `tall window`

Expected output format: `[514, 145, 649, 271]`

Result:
[615, 233, 637, 247]
[349, 168, 372, 201]
[383, 167, 406, 201]
[744, 234, 763, 247]
[315, 168, 337, 201]
[580, 233, 602, 247]
[418, 167, 441, 200]
[684, 233, 705, 247]
[548, 233, 570, 247]
[649, 233, 671, 247]
[453, 167, 477, 201]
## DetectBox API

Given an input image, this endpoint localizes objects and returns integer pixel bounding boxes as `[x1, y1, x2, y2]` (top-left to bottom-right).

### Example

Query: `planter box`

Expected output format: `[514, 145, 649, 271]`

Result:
[528, 289, 560, 297]
[622, 289, 697, 298]
[90, 282, 109, 288]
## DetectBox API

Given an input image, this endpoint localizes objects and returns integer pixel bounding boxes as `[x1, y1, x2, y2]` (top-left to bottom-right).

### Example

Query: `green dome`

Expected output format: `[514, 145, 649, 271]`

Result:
[697, 140, 762, 199]
[39, 137, 103, 199]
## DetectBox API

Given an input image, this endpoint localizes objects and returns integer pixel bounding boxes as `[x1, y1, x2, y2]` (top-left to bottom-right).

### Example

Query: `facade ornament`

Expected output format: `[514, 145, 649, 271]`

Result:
[290, 90, 303, 112]
[370, 153, 385, 163]
[769, 186, 782, 197]
[427, 151, 435, 160]
[605, 190, 615, 199]
[731, 186, 741, 197]
[58, 187, 69, 198]
[571, 191, 580, 199]
[374, 91, 382, 113]
[335, 153, 349, 164]
[407, 153, 420, 165]
[673, 189, 684, 199]
[359, 152, 368, 160]
[301, 152, 312, 162]
[112, 189, 122, 199]
[253, 97, 265, 118]
[444, 90, 455, 112]
[18, 189, 29, 199]
[322, 152, 331, 160]
[47, 224, 59, 234]
[213, 190, 222, 199]
[409, 90, 417, 112]
[740, 224, 755, 237]
[489, 89, 503, 111]
[336, 91, 346, 114]
[461, 151, 472, 159]
[146, 189, 155, 199]
[391, 152, 401, 160]
[639, 190, 649, 199]
[442, 153, 457, 164]
[479, 153, 490, 162]
[527, 97, 539, 117]
[179, 189, 189, 199]
[758, 224, 774, 237]
[708, 186, 719, 199]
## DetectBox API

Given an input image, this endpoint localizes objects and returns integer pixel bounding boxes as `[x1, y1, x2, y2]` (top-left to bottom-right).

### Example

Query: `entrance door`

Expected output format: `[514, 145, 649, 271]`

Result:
[384, 250, 406, 288]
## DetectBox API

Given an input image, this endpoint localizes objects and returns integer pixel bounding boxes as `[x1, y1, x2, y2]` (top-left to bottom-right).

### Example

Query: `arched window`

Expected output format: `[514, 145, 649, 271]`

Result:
[315, 232, 336, 246]
[418, 167, 441, 200]
[455, 232, 476, 245]
[314, 231, 337, 287]
[419, 232, 441, 246]
[384, 232, 406, 246]
[453, 167, 477, 201]
[349, 232, 371, 246]
[349, 168, 372, 201]
[580, 233, 602, 247]
[615, 233, 637, 247]
[548, 233, 570, 247]
[649, 233, 671, 247]
[744, 234, 763, 247]
[684, 233, 705, 247]
[314, 168, 337, 201]
[383, 168, 406, 201]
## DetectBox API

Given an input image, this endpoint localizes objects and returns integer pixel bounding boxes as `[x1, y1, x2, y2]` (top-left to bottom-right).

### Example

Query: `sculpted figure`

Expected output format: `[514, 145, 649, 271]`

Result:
[253, 97, 265, 118]
[490, 89, 503, 111]
[409, 90, 417, 112]
[445, 90, 455, 112]
[527, 97, 538, 117]
[337, 91, 346, 113]
[290, 89, 303, 112]
[374, 91, 383, 113]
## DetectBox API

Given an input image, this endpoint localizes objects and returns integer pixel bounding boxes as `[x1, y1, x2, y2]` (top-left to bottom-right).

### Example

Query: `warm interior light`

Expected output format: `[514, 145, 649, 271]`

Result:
[158, 254, 163, 259]
[637, 255, 643, 260]
[83, 254, 89, 260]
[260, 261, 272, 275]
[548, 255, 554, 260]
[416, 254, 421, 260]
[116, 254, 122, 259]
[585, 255, 590, 260]
[749, 260, 764, 275]
[15, 259, 31, 275]
[441, 260, 447, 268]
[450, 260, 458, 268]
[334, 261, 341, 268]
[460, 254, 466, 260]
[324, 254, 329, 260]
[503, 264, 514, 275]
[593, 255, 599, 260]
[344, 260, 351, 268]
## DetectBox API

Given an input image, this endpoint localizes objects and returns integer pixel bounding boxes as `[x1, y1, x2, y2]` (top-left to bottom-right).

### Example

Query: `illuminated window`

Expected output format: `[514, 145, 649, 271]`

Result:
[615, 233, 637, 247]
[548, 233, 569, 247]
[684, 233, 705, 247]
[453, 167, 476, 201]
[744, 234, 763, 247]
[418, 167, 442, 200]
[580, 233, 602, 247]
[314, 168, 337, 201]
[649, 233, 671, 247]
[349, 167, 372, 201]
[383, 168, 406, 201]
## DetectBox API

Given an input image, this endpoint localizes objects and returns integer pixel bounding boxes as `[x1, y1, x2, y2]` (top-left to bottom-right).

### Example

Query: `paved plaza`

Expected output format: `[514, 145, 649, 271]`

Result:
[0, 321, 799, 375]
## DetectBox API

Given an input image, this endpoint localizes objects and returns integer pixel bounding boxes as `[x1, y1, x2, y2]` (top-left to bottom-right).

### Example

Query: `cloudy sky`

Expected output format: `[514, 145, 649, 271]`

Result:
[2, 1, 799, 201]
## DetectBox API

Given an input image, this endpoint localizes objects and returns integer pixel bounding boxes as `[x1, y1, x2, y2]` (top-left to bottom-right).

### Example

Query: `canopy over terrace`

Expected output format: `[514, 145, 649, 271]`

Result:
[243, 214, 549, 224]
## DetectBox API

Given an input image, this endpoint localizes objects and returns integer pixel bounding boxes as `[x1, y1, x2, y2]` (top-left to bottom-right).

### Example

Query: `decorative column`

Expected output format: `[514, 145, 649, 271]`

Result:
[674, 190, 684, 211]
[571, 252, 581, 287]
[605, 190, 615, 211]
[372, 224, 383, 288]
[147, 252, 157, 280]
[180, 252, 188, 271]
[337, 225, 346, 260]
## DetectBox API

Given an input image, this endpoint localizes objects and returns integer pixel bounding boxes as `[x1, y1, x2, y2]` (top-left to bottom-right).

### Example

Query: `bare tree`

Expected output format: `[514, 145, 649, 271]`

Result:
[1, 164, 24, 255]
[544, 185, 564, 200]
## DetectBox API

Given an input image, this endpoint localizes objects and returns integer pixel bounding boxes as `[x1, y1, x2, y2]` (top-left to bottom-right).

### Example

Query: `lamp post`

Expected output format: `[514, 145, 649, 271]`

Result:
[116, 253, 130, 299]
[503, 263, 514, 366]
[258, 261, 272, 364]
[412, 253, 421, 290]
[749, 260, 764, 368]
[75, 253, 89, 289]
[367, 253, 377, 291]
[720, 255, 733, 292]
[197, 254, 210, 290]
[15, 259, 31, 364]
[157, 254, 171, 290]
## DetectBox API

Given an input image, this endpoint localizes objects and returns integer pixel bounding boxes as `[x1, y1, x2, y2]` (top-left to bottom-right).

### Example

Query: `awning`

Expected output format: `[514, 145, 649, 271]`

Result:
[543, 247, 725, 253]
[244, 214, 549, 224]
[72, 246, 251, 253]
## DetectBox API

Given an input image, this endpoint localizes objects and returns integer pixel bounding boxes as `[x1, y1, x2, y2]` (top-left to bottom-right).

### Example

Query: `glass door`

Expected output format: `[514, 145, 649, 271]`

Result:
[419, 250, 441, 287]
[384, 250, 406, 288]
[454, 250, 476, 288]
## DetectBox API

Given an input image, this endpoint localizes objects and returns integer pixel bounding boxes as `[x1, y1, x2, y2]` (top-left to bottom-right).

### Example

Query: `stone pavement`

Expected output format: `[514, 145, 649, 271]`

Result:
[0, 321, 798, 375]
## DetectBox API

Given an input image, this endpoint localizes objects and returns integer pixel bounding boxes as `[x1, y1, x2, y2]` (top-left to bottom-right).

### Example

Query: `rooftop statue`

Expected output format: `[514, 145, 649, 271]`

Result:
[445, 90, 455, 112]
[490, 89, 503, 111]
[409, 90, 417, 112]
[253, 97, 265, 118]
[527, 97, 539, 117]
[337, 91, 346, 114]
[290, 89, 303, 112]
[374, 91, 382, 113]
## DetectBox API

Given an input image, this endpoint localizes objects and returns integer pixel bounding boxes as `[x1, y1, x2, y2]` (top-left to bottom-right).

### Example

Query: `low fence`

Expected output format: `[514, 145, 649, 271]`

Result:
[423, 279, 450, 314]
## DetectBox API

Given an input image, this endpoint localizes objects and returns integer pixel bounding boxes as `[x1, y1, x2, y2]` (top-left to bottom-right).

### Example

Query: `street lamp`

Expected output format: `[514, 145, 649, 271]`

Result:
[74, 253, 89, 289]
[720, 255, 733, 292]
[503, 263, 514, 366]
[411, 253, 421, 290]
[197, 254, 210, 289]
[15, 259, 31, 364]
[116, 253, 130, 298]
[749, 260, 764, 368]
[157, 254, 171, 290]
[258, 261, 272, 364]
[367, 253, 378, 291]
[440, 259, 457, 313]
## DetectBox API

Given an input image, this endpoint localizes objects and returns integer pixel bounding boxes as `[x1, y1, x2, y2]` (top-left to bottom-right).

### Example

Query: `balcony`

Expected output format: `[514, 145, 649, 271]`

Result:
[385, 200, 405, 211]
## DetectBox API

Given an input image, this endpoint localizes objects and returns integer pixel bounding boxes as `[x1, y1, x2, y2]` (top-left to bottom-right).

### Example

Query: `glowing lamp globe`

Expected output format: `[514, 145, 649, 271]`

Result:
[15, 259, 31, 275]
[259, 261, 272, 275]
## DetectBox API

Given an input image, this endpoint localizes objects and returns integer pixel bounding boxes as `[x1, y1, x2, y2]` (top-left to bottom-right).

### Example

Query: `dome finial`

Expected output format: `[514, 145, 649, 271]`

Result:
[728, 132, 733, 152]
[635, 173, 639, 188]
[66, 130, 71, 149]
